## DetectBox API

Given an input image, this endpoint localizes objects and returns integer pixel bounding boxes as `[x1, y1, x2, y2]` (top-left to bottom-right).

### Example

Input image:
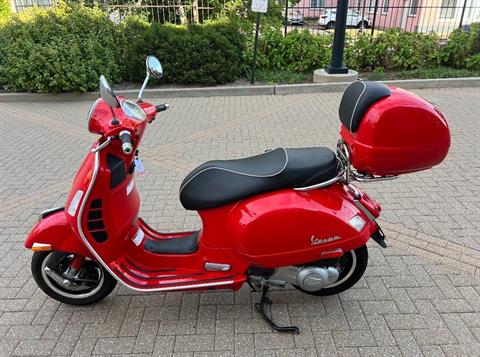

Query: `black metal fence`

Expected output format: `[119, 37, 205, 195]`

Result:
[106, 0, 222, 24]
[284, 0, 480, 39]
[12, 0, 223, 25]
[11, 0, 480, 39]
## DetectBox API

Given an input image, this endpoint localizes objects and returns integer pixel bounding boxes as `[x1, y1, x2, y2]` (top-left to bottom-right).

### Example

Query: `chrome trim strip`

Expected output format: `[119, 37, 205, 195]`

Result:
[76, 149, 235, 292]
[91, 136, 113, 153]
[205, 262, 231, 272]
[293, 171, 344, 191]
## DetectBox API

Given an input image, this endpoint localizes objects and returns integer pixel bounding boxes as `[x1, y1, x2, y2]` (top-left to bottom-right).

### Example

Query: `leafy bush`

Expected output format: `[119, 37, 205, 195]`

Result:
[0, 3, 121, 92]
[440, 23, 480, 68]
[249, 28, 332, 73]
[0, 0, 10, 20]
[0, 3, 245, 92]
[121, 17, 246, 85]
[346, 29, 441, 71]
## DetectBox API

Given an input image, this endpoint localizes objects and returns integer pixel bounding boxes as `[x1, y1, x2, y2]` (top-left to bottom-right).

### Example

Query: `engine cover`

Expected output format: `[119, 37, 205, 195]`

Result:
[265, 265, 340, 292]
[296, 266, 339, 291]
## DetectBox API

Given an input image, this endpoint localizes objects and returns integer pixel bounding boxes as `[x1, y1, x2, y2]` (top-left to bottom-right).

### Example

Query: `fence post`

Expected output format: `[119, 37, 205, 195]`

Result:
[284, 0, 289, 37]
[370, 0, 379, 36]
[325, 0, 349, 74]
[458, 0, 468, 29]
[251, 13, 261, 84]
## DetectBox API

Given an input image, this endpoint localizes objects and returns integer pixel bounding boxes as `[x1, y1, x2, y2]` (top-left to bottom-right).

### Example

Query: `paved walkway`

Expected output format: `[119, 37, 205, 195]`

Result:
[0, 87, 479, 356]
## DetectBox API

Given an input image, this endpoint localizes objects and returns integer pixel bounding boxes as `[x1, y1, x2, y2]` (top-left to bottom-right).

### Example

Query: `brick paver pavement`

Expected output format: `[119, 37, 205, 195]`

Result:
[0, 87, 479, 356]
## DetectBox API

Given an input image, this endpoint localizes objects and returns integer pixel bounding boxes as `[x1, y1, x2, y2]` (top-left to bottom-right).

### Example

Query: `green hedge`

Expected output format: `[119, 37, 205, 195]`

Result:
[253, 25, 480, 74]
[120, 16, 246, 85]
[0, 2, 477, 93]
[248, 27, 333, 73]
[0, 3, 121, 92]
[0, 3, 246, 92]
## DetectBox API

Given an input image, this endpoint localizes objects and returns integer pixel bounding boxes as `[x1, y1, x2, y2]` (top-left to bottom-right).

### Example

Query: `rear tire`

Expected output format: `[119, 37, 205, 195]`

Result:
[326, 21, 336, 30]
[32, 251, 117, 305]
[294, 245, 368, 296]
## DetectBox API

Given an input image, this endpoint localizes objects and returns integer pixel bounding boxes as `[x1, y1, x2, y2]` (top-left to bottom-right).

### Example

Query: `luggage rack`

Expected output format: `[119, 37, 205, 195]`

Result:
[294, 140, 398, 192]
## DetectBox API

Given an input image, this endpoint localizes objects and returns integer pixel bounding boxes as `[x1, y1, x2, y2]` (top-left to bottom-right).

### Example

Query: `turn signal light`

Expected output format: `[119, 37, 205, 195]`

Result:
[31, 243, 52, 252]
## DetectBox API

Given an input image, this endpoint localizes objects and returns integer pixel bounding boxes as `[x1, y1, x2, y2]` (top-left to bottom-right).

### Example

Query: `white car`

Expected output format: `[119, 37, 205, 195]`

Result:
[318, 9, 370, 29]
[287, 10, 304, 25]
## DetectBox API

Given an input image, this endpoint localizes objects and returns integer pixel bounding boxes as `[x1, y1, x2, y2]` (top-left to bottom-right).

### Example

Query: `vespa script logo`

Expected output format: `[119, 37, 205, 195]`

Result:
[310, 235, 341, 246]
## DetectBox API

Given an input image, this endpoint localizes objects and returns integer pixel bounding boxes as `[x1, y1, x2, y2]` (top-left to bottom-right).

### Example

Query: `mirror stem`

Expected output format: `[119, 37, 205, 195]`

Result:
[137, 73, 150, 102]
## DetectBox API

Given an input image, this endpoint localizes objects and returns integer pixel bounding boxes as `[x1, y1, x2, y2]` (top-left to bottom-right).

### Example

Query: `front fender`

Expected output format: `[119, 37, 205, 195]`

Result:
[24, 210, 93, 257]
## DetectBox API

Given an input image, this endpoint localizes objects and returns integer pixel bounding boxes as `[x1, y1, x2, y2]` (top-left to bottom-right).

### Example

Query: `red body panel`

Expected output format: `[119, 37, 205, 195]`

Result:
[25, 97, 383, 292]
[24, 211, 93, 258]
[340, 86, 451, 176]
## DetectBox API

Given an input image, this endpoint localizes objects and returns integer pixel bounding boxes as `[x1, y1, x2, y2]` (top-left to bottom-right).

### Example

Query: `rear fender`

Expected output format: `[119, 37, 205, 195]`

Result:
[24, 210, 93, 257]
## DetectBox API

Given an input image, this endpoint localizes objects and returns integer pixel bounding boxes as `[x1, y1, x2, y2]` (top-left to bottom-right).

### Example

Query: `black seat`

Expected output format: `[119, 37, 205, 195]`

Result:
[179, 147, 338, 210]
[339, 80, 391, 132]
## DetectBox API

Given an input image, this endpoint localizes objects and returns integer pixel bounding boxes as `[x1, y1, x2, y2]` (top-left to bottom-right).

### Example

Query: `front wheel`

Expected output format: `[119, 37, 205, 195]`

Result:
[31, 251, 117, 305]
[357, 20, 369, 29]
[294, 245, 368, 296]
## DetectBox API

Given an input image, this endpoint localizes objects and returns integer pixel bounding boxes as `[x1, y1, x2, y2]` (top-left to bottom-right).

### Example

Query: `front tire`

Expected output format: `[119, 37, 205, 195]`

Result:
[294, 245, 368, 296]
[31, 251, 117, 305]
[357, 20, 368, 29]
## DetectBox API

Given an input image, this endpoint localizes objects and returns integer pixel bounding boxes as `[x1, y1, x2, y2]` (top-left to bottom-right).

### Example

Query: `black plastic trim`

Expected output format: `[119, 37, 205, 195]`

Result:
[107, 154, 126, 189]
[144, 232, 199, 255]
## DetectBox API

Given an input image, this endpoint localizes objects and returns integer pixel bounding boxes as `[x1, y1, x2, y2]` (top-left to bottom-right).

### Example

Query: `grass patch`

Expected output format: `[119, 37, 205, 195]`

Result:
[362, 66, 480, 81]
[248, 69, 312, 84]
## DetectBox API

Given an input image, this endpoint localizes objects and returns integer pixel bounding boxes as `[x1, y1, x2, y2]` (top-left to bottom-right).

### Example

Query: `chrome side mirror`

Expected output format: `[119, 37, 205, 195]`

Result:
[99, 75, 120, 108]
[138, 56, 163, 102]
[146, 56, 163, 79]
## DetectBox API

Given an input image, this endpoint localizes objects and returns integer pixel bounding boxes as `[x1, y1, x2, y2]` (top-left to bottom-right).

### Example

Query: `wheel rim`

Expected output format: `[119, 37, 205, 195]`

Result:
[41, 252, 104, 299]
[323, 250, 357, 288]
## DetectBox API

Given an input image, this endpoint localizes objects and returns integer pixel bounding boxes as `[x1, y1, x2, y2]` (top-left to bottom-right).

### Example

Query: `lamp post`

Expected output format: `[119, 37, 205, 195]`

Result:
[324, 0, 349, 74]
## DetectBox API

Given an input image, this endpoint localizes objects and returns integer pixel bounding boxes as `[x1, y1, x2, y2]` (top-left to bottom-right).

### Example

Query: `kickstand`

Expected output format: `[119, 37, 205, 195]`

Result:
[254, 285, 300, 334]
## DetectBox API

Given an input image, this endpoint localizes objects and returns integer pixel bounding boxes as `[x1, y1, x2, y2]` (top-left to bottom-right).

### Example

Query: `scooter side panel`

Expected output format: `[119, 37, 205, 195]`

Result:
[224, 183, 377, 268]
[24, 211, 93, 258]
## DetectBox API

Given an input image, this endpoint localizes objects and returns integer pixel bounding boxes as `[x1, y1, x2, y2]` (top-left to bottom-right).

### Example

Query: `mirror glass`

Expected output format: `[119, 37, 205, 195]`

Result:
[120, 100, 146, 121]
[99, 75, 120, 108]
[146, 56, 163, 79]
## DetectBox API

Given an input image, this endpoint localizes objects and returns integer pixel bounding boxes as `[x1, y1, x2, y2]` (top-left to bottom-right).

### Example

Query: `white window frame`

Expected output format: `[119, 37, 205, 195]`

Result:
[382, 0, 390, 14]
[409, 0, 420, 16]
[440, 0, 457, 19]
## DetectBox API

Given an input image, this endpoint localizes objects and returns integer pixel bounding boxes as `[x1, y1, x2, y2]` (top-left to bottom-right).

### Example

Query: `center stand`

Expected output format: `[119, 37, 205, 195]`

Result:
[254, 285, 300, 334]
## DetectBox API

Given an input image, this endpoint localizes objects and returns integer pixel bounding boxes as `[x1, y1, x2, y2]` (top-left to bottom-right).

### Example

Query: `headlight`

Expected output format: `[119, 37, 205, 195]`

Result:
[348, 215, 366, 232]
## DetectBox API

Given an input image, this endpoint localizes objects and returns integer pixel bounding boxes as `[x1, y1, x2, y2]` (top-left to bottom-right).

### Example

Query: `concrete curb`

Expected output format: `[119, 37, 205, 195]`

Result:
[1, 77, 478, 102]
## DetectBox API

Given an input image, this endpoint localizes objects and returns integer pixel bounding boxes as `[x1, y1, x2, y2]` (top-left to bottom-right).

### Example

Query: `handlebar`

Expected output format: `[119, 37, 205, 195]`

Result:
[155, 104, 169, 113]
[119, 130, 133, 155]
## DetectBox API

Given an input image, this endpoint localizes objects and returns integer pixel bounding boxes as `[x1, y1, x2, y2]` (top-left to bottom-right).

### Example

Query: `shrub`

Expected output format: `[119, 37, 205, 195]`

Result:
[0, 3, 246, 92]
[441, 23, 480, 68]
[249, 28, 332, 73]
[0, 0, 10, 20]
[122, 18, 246, 85]
[346, 29, 441, 71]
[0, 2, 121, 92]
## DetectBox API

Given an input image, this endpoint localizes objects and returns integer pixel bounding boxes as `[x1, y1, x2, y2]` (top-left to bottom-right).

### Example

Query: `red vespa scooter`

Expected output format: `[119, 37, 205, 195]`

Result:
[25, 57, 450, 333]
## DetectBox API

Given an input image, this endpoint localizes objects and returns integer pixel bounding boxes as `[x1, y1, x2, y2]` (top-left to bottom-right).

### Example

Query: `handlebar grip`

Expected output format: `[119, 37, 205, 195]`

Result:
[119, 130, 133, 155]
[155, 104, 169, 113]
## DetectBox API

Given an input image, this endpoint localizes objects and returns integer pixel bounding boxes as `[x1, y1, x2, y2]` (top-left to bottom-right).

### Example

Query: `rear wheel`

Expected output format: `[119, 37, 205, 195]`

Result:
[326, 21, 336, 30]
[31, 251, 117, 305]
[293, 245, 368, 296]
